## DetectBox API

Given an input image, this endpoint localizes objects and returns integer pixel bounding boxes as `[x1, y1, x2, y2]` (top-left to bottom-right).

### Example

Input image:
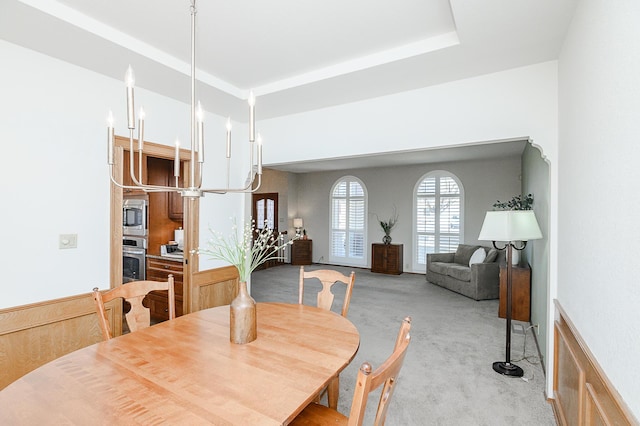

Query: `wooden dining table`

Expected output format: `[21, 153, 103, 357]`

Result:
[0, 302, 360, 425]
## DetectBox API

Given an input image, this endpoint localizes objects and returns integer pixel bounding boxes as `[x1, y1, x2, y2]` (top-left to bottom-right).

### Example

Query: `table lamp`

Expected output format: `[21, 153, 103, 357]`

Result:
[294, 218, 303, 237]
[478, 210, 542, 377]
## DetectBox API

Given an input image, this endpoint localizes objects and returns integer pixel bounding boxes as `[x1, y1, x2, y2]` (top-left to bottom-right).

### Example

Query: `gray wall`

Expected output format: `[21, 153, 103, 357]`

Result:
[291, 154, 522, 273]
[521, 143, 550, 370]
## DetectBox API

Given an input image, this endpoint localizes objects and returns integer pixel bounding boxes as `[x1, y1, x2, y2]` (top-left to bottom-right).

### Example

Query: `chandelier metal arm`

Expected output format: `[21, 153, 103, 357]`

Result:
[106, 0, 263, 199]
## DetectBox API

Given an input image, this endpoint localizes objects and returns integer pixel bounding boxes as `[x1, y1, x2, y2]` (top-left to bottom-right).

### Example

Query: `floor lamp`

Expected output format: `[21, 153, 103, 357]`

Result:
[479, 210, 542, 377]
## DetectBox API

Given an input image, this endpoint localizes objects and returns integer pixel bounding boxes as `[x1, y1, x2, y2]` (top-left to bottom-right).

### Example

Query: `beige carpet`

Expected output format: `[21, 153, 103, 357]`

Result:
[251, 264, 556, 426]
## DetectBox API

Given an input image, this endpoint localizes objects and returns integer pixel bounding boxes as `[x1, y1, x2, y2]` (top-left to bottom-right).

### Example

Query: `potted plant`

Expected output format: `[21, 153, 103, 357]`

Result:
[376, 207, 399, 245]
[493, 193, 534, 211]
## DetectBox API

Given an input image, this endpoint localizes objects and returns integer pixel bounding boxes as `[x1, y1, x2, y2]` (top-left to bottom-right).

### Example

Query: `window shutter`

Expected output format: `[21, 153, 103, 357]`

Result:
[330, 177, 366, 263]
[415, 173, 463, 266]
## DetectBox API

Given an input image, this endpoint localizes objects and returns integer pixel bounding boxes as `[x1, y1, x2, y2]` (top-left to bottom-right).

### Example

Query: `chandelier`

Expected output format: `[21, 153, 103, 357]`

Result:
[106, 0, 262, 198]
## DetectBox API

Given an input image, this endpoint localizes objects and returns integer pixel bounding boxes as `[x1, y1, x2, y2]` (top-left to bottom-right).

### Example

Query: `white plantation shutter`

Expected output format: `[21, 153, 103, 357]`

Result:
[331, 177, 367, 265]
[349, 198, 365, 257]
[332, 197, 347, 257]
[415, 172, 463, 269]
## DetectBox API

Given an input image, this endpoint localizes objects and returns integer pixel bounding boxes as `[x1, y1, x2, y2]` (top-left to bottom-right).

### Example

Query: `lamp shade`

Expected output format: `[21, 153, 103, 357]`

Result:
[478, 210, 542, 242]
[293, 218, 303, 228]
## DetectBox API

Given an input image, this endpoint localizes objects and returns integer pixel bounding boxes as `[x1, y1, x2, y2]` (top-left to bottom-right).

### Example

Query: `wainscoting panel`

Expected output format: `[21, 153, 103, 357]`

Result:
[0, 292, 104, 390]
[1, 266, 238, 390]
[191, 265, 239, 312]
[554, 321, 586, 425]
[552, 301, 637, 425]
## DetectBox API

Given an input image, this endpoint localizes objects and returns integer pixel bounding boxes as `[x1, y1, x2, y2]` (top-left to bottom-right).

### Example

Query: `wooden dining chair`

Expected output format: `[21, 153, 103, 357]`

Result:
[299, 266, 356, 409]
[291, 317, 412, 426]
[92, 276, 175, 340]
[298, 266, 356, 317]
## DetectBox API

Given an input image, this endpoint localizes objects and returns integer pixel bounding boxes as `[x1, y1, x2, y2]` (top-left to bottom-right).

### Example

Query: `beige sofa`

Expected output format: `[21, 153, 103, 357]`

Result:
[426, 244, 504, 300]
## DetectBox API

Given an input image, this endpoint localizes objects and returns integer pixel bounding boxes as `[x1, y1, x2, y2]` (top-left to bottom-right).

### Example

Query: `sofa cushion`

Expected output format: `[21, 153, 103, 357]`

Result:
[453, 244, 481, 266]
[469, 248, 486, 266]
[429, 262, 452, 276]
[446, 264, 472, 282]
[484, 248, 498, 263]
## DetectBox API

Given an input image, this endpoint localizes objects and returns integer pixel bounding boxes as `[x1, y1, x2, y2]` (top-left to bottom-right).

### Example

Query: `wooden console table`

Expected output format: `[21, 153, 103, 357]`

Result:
[291, 239, 312, 265]
[499, 263, 531, 322]
[371, 243, 403, 275]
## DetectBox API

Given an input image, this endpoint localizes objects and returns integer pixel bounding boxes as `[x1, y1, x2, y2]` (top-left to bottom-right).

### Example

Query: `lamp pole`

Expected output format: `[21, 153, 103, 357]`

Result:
[492, 242, 524, 377]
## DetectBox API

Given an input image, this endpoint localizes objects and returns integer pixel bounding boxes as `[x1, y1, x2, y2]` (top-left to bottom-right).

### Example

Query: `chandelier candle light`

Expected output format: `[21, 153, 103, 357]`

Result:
[106, 0, 262, 198]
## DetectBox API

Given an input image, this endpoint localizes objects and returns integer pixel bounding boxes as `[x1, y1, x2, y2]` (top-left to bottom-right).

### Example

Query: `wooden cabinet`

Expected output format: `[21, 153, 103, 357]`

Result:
[168, 161, 184, 221]
[168, 192, 183, 221]
[371, 244, 403, 275]
[146, 157, 183, 256]
[145, 256, 184, 321]
[499, 263, 531, 322]
[291, 239, 312, 265]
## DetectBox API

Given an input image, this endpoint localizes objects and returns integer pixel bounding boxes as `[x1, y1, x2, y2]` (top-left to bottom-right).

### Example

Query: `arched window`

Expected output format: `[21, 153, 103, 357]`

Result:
[330, 176, 367, 266]
[414, 171, 464, 270]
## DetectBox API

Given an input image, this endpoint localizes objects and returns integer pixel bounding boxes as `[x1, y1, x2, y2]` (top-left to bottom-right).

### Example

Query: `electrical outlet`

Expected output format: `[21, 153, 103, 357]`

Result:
[59, 234, 78, 249]
[533, 324, 540, 335]
[512, 323, 526, 335]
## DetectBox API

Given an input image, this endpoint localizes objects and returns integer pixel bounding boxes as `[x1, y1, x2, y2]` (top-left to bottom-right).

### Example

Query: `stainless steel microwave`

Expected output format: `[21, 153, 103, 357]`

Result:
[123, 198, 148, 236]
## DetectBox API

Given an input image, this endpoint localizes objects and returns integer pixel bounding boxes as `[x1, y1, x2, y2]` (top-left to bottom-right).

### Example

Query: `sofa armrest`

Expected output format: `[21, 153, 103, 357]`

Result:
[470, 262, 501, 300]
[427, 252, 455, 265]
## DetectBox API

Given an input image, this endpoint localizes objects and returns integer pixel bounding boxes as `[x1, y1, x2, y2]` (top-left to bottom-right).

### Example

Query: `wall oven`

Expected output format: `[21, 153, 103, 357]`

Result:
[123, 236, 146, 283]
[123, 198, 148, 237]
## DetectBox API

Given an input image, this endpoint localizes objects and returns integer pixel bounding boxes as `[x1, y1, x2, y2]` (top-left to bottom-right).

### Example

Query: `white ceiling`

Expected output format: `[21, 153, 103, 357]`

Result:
[0, 0, 576, 172]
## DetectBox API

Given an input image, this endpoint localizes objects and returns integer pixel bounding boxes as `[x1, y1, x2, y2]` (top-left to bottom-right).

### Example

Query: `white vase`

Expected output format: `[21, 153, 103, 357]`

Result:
[510, 246, 520, 266]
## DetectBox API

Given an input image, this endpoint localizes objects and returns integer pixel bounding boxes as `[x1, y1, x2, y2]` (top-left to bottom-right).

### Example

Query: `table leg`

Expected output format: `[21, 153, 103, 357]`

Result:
[327, 375, 340, 410]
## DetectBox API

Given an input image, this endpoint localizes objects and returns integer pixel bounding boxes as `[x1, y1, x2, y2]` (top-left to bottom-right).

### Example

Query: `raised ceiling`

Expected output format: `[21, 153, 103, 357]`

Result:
[0, 0, 575, 171]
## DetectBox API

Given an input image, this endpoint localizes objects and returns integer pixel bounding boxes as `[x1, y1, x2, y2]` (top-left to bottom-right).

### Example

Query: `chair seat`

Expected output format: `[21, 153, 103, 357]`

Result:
[291, 403, 348, 425]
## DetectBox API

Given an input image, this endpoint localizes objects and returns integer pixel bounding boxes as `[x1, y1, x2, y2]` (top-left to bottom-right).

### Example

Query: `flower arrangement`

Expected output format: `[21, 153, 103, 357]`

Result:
[199, 218, 295, 282]
[376, 208, 399, 236]
[493, 193, 534, 210]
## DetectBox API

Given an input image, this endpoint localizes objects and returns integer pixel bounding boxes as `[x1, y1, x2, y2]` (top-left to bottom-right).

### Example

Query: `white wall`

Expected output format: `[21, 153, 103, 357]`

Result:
[558, 0, 640, 417]
[521, 144, 550, 370]
[0, 40, 246, 308]
[259, 62, 558, 167]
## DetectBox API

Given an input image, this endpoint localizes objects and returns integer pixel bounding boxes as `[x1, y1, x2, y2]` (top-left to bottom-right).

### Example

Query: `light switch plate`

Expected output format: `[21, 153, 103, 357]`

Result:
[59, 234, 78, 249]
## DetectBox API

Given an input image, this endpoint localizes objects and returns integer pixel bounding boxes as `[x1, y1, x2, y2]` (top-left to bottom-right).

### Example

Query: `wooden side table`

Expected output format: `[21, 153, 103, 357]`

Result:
[499, 263, 531, 322]
[371, 243, 403, 275]
[291, 239, 312, 265]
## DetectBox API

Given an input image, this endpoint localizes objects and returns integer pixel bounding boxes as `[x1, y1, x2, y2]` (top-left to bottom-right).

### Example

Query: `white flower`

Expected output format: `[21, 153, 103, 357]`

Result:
[198, 217, 297, 282]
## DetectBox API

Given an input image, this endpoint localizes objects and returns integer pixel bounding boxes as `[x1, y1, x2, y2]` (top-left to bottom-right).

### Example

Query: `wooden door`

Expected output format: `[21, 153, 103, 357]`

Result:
[252, 193, 281, 269]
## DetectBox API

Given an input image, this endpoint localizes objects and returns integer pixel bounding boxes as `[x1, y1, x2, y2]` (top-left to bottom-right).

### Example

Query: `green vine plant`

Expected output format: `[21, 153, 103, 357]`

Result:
[493, 193, 534, 210]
